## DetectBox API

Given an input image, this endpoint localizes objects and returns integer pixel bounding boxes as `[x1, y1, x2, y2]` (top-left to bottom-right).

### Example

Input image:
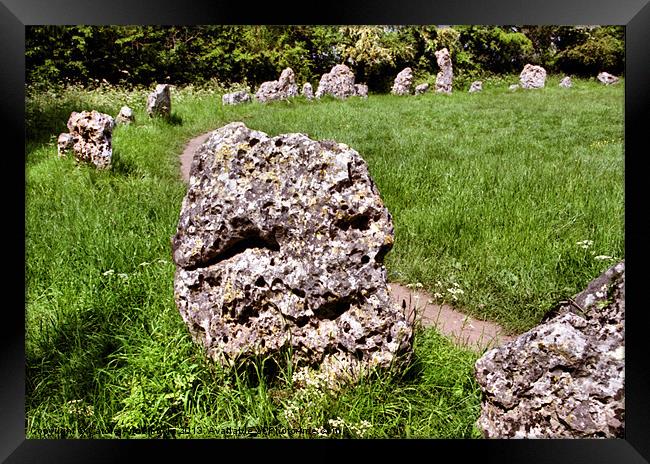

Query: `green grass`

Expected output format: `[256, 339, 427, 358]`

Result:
[25, 76, 623, 438]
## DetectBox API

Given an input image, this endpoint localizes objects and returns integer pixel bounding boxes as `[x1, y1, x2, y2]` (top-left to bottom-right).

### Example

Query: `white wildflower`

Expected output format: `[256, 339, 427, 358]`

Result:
[576, 240, 594, 249]
[117, 273, 128, 279]
[102, 269, 114, 276]
[594, 255, 613, 261]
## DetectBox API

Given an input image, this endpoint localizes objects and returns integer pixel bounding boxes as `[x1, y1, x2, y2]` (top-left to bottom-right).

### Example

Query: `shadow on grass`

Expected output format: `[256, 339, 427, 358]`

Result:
[110, 149, 139, 178]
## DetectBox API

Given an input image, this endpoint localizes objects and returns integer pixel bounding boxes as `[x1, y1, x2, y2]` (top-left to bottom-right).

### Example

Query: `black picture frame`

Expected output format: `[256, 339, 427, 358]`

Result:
[5, 0, 649, 462]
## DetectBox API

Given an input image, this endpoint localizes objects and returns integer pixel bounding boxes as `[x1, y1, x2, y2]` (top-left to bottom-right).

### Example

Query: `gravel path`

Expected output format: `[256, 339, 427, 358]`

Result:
[179, 131, 515, 352]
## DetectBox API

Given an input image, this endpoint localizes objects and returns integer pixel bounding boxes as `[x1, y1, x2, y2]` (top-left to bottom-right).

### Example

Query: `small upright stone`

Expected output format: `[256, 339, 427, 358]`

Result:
[146, 84, 171, 118]
[315, 64, 357, 99]
[509, 84, 520, 91]
[302, 82, 314, 100]
[391, 67, 414, 95]
[115, 105, 135, 125]
[222, 90, 252, 105]
[469, 81, 483, 93]
[65, 110, 114, 169]
[519, 64, 547, 89]
[559, 76, 573, 88]
[255, 68, 299, 103]
[354, 83, 368, 98]
[597, 72, 620, 85]
[435, 48, 453, 94]
[414, 83, 429, 95]
[57, 133, 74, 158]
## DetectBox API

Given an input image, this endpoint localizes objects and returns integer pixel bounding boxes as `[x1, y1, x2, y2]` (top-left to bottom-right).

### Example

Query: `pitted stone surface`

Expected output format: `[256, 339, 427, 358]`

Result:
[115, 105, 135, 125]
[302, 83, 314, 100]
[519, 64, 547, 89]
[415, 83, 429, 95]
[146, 84, 171, 117]
[435, 48, 453, 94]
[469, 81, 483, 93]
[222, 90, 252, 105]
[354, 84, 368, 98]
[57, 132, 74, 158]
[597, 72, 619, 85]
[63, 110, 114, 169]
[315, 64, 358, 99]
[475, 261, 625, 438]
[391, 68, 414, 95]
[172, 122, 413, 383]
[559, 76, 573, 88]
[255, 68, 299, 103]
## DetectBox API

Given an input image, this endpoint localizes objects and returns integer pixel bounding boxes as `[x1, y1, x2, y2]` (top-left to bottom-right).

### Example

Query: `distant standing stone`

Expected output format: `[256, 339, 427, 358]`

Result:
[302, 82, 314, 100]
[414, 83, 429, 95]
[115, 105, 135, 125]
[255, 68, 299, 103]
[354, 83, 368, 98]
[65, 110, 114, 169]
[469, 81, 483, 93]
[435, 48, 453, 94]
[597, 72, 620, 85]
[519, 64, 547, 89]
[222, 90, 252, 105]
[559, 76, 573, 88]
[146, 84, 171, 118]
[391, 67, 414, 95]
[315, 64, 358, 99]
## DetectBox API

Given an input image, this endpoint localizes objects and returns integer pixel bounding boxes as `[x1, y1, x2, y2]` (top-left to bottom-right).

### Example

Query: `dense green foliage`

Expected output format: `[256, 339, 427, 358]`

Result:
[26, 25, 624, 91]
[26, 80, 623, 437]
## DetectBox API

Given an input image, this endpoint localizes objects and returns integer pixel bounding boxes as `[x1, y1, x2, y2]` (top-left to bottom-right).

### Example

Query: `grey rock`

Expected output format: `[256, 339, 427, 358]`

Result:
[559, 76, 573, 88]
[146, 84, 171, 118]
[509, 84, 520, 91]
[391, 67, 414, 95]
[302, 82, 314, 100]
[115, 105, 135, 125]
[222, 90, 252, 106]
[519, 64, 547, 89]
[354, 83, 368, 98]
[469, 81, 483, 93]
[315, 64, 357, 99]
[172, 122, 413, 384]
[597, 72, 620, 85]
[435, 48, 453, 94]
[414, 83, 429, 95]
[64, 111, 114, 169]
[255, 68, 299, 103]
[57, 132, 74, 158]
[475, 261, 625, 438]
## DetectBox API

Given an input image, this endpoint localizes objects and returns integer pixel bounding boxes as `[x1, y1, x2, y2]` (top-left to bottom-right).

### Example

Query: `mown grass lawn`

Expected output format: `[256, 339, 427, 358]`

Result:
[25, 75, 623, 438]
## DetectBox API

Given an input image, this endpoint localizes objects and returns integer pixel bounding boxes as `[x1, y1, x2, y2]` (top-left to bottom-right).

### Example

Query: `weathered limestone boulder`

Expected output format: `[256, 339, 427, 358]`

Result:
[57, 132, 74, 158]
[597, 72, 620, 85]
[146, 84, 171, 118]
[302, 82, 314, 100]
[354, 83, 368, 98]
[509, 84, 520, 91]
[115, 105, 135, 125]
[61, 111, 114, 169]
[435, 48, 453, 94]
[172, 122, 413, 384]
[391, 67, 414, 95]
[315, 64, 357, 99]
[519, 64, 547, 89]
[255, 68, 299, 103]
[559, 76, 573, 88]
[222, 90, 252, 105]
[469, 81, 483, 93]
[414, 83, 429, 95]
[475, 261, 625, 438]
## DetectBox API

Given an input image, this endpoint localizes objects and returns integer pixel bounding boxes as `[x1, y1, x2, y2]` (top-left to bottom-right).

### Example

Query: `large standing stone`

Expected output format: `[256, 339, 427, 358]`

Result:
[146, 84, 171, 118]
[559, 76, 573, 88]
[414, 83, 429, 95]
[172, 122, 413, 384]
[597, 72, 620, 85]
[302, 83, 314, 100]
[63, 111, 114, 169]
[315, 64, 358, 99]
[354, 83, 368, 98]
[475, 261, 625, 438]
[469, 81, 483, 93]
[115, 105, 135, 125]
[255, 68, 299, 103]
[391, 67, 414, 95]
[519, 64, 547, 89]
[435, 48, 453, 94]
[222, 90, 252, 105]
